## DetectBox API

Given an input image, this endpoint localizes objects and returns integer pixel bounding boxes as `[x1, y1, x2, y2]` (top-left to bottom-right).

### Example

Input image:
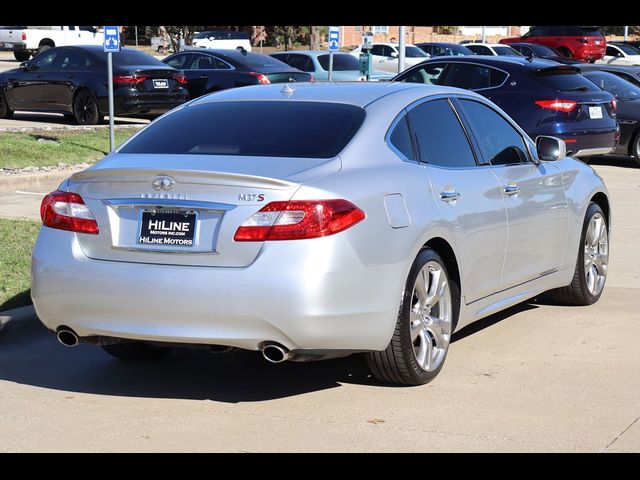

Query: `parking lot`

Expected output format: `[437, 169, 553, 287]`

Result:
[1, 35, 640, 453]
[0, 157, 637, 452]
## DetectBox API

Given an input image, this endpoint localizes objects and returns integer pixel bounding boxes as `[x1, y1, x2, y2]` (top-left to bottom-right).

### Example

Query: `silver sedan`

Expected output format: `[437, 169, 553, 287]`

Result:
[31, 82, 611, 385]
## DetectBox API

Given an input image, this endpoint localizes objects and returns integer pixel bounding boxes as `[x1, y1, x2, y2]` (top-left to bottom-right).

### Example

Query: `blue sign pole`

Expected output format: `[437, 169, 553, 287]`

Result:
[328, 26, 340, 81]
[104, 27, 120, 152]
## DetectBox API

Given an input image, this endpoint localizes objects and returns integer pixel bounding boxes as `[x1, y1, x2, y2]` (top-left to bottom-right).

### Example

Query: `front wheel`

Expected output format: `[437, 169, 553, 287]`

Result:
[13, 50, 30, 62]
[631, 131, 640, 166]
[551, 202, 609, 305]
[73, 90, 100, 125]
[366, 248, 460, 385]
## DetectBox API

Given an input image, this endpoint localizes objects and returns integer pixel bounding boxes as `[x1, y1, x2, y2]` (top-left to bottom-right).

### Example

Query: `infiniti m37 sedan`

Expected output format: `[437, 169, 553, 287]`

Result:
[32, 82, 610, 385]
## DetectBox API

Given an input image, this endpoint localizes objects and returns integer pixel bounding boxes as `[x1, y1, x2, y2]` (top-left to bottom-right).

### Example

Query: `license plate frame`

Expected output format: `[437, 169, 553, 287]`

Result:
[588, 106, 603, 119]
[138, 209, 197, 247]
[152, 78, 169, 89]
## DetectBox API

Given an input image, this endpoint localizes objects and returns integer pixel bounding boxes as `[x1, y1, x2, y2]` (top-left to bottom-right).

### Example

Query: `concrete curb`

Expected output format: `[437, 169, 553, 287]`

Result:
[0, 304, 36, 332]
[0, 168, 84, 193]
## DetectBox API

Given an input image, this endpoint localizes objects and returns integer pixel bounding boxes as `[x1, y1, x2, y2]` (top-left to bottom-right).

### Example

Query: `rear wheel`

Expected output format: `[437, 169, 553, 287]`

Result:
[551, 202, 608, 305]
[0, 90, 14, 119]
[102, 342, 172, 361]
[13, 50, 30, 62]
[73, 89, 100, 125]
[36, 44, 52, 56]
[366, 248, 460, 386]
[631, 131, 640, 166]
[557, 47, 572, 58]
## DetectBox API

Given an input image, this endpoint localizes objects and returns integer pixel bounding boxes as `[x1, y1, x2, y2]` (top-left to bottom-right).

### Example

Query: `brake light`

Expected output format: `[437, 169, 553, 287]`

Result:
[309, 74, 315, 82]
[174, 73, 188, 85]
[21, 32, 26, 41]
[535, 99, 578, 112]
[40, 190, 99, 234]
[234, 199, 365, 242]
[113, 75, 148, 85]
[611, 98, 617, 110]
[247, 72, 270, 85]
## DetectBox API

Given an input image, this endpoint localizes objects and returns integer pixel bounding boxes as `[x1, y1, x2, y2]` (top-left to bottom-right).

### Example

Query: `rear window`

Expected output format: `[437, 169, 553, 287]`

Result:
[119, 101, 366, 159]
[565, 26, 603, 37]
[106, 50, 165, 66]
[493, 46, 522, 57]
[535, 70, 600, 92]
[405, 46, 428, 58]
[318, 54, 360, 71]
[235, 53, 290, 70]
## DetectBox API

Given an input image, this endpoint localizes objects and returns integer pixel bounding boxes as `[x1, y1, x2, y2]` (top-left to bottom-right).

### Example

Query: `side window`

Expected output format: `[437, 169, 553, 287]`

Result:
[547, 26, 565, 36]
[444, 63, 492, 90]
[458, 99, 529, 166]
[370, 45, 384, 56]
[271, 54, 288, 63]
[286, 54, 313, 72]
[408, 98, 477, 168]
[489, 68, 507, 87]
[165, 53, 190, 69]
[191, 54, 216, 69]
[30, 50, 59, 69]
[388, 115, 414, 161]
[381, 46, 395, 57]
[519, 46, 534, 56]
[57, 49, 91, 69]
[606, 46, 621, 57]
[212, 57, 231, 69]
[528, 26, 546, 37]
[399, 63, 447, 85]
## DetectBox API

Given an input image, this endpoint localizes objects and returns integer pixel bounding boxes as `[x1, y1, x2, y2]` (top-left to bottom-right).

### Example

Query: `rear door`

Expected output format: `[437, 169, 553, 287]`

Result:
[5, 48, 60, 110]
[456, 98, 568, 288]
[406, 97, 508, 302]
[47, 47, 94, 110]
[186, 52, 234, 96]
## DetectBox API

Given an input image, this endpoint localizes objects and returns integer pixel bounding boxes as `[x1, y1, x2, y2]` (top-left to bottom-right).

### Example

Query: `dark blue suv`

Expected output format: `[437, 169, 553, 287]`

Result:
[393, 56, 618, 157]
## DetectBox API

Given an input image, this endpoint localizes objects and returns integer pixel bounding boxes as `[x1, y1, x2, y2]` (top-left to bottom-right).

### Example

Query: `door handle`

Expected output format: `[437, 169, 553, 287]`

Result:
[439, 191, 461, 203]
[504, 184, 520, 196]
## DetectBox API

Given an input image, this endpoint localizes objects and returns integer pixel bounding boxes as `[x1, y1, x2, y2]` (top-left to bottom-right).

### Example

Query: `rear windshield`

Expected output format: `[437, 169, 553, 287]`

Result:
[234, 53, 291, 70]
[535, 70, 600, 92]
[100, 50, 165, 66]
[318, 53, 359, 71]
[119, 101, 366, 159]
[565, 26, 603, 37]
[583, 71, 640, 100]
[616, 44, 640, 55]
[405, 46, 429, 58]
[442, 44, 473, 56]
[494, 46, 522, 56]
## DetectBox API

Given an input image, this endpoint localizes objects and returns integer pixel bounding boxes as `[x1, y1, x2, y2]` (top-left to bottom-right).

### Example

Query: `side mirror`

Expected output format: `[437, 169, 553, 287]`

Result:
[536, 135, 566, 162]
[19, 61, 29, 71]
[390, 51, 399, 58]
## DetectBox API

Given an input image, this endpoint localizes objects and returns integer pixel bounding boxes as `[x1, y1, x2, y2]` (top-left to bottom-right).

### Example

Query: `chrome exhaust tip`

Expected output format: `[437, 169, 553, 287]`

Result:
[262, 344, 290, 363]
[57, 328, 79, 347]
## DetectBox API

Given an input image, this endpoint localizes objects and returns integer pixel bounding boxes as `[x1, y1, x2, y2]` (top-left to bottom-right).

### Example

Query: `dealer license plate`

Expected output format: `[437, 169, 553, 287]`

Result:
[138, 209, 196, 247]
[589, 106, 603, 119]
[152, 79, 169, 89]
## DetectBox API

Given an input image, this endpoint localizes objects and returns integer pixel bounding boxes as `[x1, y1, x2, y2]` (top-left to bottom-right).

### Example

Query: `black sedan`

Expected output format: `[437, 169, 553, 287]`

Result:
[415, 42, 475, 57]
[576, 63, 640, 88]
[0, 45, 188, 124]
[582, 69, 640, 163]
[508, 43, 585, 65]
[162, 48, 313, 99]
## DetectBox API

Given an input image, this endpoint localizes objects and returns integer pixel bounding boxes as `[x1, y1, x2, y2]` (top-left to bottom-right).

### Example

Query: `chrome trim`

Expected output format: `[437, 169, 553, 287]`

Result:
[419, 59, 511, 91]
[110, 245, 220, 255]
[572, 147, 613, 158]
[439, 191, 461, 202]
[102, 198, 236, 211]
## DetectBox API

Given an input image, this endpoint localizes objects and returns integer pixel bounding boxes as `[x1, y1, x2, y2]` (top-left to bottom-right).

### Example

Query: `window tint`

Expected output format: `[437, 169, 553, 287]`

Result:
[380, 45, 395, 57]
[606, 46, 622, 57]
[444, 63, 506, 90]
[532, 44, 558, 56]
[30, 49, 59, 69]
[389, 115, 414, 161]
[119, 102, 366, 159]
[459, 99, 529, 166]
[535, 70, 600, 92]
[405, 46, 428, 58]
[370, 45, 384, 56]
[494, 46, 521, 57]
[236, 53, 288, 69]
[109, 50, 165, 66]
[318, 54, 359, 71]
[583, 71, 640, 100]
[285, 54, 314, 72]
[547, 26, 565, 36]
[408, 99, 476, 168]
[57, 49, 92, 69]
[565, 26, 602, 37]
[191, 54, 229, 70]
[165, 53, 190, 69]
[399, 63, 447, 85]
[516, 45, 534, 56]
[616, 44, 640, 55]
[527, 26, 546, 37]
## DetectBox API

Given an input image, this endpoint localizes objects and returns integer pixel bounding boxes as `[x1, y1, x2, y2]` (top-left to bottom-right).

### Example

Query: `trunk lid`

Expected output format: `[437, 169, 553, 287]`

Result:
[67, 153, 339, 267]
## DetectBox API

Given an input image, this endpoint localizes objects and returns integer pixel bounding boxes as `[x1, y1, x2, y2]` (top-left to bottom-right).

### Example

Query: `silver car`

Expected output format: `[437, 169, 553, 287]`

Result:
[32, 82, 611, 385]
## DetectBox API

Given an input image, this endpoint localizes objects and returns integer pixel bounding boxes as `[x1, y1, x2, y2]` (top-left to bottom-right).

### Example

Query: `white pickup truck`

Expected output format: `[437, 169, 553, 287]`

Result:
[0, 26, 104, 61]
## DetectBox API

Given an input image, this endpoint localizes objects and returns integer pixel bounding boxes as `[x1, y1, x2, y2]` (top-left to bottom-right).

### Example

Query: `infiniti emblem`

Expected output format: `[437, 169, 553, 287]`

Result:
[151, 175, 175, 191]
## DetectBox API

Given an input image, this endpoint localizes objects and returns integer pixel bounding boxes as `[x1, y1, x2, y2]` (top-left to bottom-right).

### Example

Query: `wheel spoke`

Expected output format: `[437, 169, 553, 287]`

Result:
[587, 264, 597, 293]
[427, 322, 445, 349]
[416, 330, 428, 369]
[593, 253, 607, 273]
[414, 269, 428, 307]
[591, 217, 603, 247]
[423, 335, 433, 371]
[410, 312, 423, 342]
[424, 267, 441, 307]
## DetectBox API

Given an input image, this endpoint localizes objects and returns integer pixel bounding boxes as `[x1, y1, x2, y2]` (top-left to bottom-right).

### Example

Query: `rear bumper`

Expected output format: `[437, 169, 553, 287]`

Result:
[31, 227, 405, 352]
[549, 127, 617, 157]
[0, 42, 26, 52]
[574, 47, 605, 61]
[99, 90, 189, 117]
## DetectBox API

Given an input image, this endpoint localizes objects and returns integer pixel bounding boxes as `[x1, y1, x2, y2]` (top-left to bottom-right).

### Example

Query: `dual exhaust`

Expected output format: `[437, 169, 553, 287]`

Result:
[57, 328, 292, 364]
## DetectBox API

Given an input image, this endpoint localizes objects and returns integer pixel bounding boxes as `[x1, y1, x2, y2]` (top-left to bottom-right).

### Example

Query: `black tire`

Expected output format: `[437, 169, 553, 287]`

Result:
[13, 50, 30, 62]
[73, 89, 100, 125]
[551, 202, 608, 305]
[630, 130, 640, 167]
[366, 248, 460, 386]
[557, 47, 572, 58]
[0, 89, 14, 119]
[36, 44, 52, 56]
[102, 342, 172, 361]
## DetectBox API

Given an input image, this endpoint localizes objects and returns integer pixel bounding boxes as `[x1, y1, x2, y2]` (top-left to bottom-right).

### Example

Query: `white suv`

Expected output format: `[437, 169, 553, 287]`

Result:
[192, 30, 251, 51]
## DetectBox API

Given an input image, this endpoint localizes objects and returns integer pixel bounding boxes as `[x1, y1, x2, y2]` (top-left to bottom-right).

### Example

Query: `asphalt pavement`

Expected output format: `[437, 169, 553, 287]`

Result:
[0, 158, 638, 452]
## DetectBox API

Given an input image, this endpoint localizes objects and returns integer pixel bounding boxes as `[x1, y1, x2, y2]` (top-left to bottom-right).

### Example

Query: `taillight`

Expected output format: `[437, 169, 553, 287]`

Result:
[113, 75, 148, 85]
[534, 99, 578, 112]
[40, 190, 99, 235]
[234, 199, 365, 242]
[309, 74, 315, 82]
[174, 73, 188, 85]
[21, 32, 26, 41]
[247, 72, 270, 85]
[576, 38, 589, 44]
[611, 98, 617, 110]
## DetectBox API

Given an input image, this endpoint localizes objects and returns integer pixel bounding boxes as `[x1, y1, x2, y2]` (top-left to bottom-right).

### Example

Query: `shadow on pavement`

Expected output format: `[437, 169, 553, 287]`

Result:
[586, 155, 639, 169]
[0, 299, 540, 402]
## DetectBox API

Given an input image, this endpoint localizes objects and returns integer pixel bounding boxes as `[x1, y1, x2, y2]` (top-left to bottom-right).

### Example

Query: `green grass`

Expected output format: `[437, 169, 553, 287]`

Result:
[0, 128, 138, 169]
[0, 218, 41, 311]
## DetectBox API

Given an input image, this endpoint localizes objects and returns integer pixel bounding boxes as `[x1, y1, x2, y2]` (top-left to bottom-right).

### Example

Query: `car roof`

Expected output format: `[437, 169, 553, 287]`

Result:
[425, 55, 565, 69]
[188, 81, 481, 108]
[417, 42, 464, 47]
[273, 51, 351, 56]
[467, 43, 511, 48]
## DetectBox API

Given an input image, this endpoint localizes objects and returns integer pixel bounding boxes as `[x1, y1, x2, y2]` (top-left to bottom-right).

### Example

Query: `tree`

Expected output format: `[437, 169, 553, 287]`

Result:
[160, 26, 203, 52]
[310, 26, 321, 50]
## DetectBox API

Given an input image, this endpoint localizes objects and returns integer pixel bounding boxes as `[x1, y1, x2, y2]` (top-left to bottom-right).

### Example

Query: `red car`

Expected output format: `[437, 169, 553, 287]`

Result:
[500, 26, 606, 62]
